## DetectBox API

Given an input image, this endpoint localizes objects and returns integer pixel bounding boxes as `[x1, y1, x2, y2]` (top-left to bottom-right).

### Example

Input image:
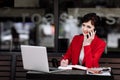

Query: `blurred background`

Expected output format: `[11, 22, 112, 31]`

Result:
[0, 0, 120, 80]
[0, 0, 120, 53]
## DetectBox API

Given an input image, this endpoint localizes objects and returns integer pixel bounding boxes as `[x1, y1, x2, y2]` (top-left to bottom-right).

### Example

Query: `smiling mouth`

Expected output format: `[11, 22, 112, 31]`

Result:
[83, 31, 88, 34]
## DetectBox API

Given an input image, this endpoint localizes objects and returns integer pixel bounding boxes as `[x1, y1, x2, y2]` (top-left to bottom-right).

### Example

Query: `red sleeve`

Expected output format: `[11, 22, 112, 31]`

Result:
[61, 36, 77, 63]
[84, 41, 106, 68]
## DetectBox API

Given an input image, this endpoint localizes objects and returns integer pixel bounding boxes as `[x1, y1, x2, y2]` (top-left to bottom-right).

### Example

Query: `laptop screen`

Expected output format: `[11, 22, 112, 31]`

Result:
[21, 45, 50, 72]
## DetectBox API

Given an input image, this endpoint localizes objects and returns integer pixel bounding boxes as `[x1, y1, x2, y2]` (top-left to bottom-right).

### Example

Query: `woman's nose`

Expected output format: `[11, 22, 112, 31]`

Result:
[83, 27, 88, 31]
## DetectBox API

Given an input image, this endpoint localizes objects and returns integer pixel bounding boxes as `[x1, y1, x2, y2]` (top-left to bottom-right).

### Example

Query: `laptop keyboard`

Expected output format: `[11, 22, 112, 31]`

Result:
[49, 67, 58, 71]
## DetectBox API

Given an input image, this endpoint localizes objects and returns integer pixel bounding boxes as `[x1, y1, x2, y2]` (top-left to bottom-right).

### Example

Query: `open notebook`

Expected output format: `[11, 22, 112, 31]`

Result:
[58, 65, 87, 70]
[58, 65, 111, 76]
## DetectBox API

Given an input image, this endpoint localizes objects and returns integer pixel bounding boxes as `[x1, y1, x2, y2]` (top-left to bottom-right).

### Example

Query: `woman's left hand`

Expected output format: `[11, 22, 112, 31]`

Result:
[83, 30, 96, 46]
[87, 68, 101, 74]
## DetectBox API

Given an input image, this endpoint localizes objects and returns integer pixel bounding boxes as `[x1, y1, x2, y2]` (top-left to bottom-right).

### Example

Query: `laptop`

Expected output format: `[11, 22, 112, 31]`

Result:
[21, 45, 63, 73]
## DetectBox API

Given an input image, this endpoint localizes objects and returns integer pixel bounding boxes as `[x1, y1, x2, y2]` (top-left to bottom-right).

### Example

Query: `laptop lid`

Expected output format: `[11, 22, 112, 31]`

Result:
[21, 45, 50, 72]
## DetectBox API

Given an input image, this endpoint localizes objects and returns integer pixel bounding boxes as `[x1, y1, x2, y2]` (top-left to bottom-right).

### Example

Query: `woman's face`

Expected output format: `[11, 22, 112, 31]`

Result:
[82, 20, 95, 35]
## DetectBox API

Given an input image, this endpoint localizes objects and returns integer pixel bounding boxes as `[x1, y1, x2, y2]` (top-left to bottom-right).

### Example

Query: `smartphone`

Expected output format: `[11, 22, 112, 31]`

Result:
[86, 32, 90, 38]
[94, 29, 96, 32]
[86, 29, 96, 38]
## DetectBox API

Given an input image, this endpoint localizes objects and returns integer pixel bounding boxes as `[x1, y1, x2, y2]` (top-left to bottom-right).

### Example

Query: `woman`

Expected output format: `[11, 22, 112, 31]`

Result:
[60, 13, 106, 68]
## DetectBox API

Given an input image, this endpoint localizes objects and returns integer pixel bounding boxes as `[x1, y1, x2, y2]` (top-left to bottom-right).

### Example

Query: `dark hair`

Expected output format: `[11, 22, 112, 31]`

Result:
[81, 13, 100, 27]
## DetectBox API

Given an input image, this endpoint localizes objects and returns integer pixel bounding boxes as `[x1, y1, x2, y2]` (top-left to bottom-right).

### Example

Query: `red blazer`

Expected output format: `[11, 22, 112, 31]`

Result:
[62, 34, 106, 68]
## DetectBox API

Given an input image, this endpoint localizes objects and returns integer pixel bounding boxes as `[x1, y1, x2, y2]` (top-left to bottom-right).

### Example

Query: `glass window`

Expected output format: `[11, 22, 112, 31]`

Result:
[0, 0, 120, 53]
[0, 0, 55, 52]
[59, 0, 120, 53]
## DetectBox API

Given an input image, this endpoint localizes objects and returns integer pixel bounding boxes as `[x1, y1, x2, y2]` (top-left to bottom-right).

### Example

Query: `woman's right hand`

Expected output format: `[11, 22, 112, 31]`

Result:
[60, 59, 68, 67]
